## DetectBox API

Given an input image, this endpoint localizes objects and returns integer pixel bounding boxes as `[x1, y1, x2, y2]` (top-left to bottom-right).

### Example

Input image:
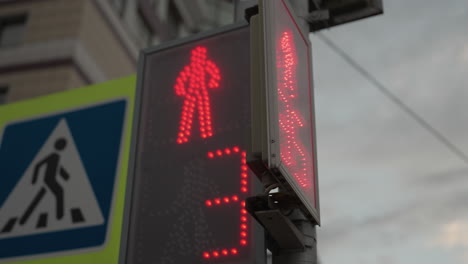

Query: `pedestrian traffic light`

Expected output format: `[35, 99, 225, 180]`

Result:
[119, 23, 265, 264]
[250, 0, 320, 224]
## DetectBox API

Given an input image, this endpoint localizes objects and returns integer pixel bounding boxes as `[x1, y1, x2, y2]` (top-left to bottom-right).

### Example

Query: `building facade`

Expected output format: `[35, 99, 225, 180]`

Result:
[0, 0, 234, 104]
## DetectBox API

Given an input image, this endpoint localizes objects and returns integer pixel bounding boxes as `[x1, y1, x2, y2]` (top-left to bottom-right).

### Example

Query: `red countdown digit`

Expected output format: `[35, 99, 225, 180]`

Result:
[202, 146, 249, 260]
[174, 46, 221, 144]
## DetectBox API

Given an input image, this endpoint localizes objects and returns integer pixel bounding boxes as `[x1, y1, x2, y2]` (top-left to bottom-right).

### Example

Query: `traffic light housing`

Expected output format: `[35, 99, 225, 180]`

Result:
[249, 0, 320, 225]
[120, 23, 265, 264]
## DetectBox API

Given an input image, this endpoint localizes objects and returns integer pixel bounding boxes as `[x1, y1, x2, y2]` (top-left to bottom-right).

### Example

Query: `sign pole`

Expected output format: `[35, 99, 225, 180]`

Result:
[273, 209, 317, 264]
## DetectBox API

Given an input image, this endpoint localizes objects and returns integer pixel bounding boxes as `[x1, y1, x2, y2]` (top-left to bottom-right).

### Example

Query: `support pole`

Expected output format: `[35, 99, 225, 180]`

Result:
[273, 210, 317, 264]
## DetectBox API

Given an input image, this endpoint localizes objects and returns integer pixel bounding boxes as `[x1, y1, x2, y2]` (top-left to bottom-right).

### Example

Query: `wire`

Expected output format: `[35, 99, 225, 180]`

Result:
[315, 32, 468, 165]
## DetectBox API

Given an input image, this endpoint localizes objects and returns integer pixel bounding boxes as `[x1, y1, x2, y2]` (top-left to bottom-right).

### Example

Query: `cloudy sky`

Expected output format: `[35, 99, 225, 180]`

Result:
[309, 0, 468, 263]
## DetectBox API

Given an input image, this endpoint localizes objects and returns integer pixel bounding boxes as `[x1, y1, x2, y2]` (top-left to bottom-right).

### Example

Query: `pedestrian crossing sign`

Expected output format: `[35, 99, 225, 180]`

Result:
[0, 76, 135, 263]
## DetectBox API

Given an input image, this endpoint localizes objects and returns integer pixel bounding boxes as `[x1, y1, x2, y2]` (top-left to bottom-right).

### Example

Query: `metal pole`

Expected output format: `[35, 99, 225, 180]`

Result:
[272, 210, 317, 264]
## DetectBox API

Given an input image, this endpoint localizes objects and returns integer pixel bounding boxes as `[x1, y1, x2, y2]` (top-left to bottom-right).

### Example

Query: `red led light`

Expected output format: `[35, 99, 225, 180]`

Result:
[175, 46, 221, 144]
[202, 147, 250, 260]
[276, 30, 313, 190]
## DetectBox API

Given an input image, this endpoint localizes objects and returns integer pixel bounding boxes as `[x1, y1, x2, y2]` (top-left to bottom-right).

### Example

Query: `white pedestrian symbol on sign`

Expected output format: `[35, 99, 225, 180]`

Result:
[0, 119, 104, 239]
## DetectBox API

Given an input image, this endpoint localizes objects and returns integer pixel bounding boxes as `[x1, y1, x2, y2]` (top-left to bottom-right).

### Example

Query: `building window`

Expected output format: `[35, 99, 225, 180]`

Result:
[0, 85, 9, 105]
[0, 14, 27, 48]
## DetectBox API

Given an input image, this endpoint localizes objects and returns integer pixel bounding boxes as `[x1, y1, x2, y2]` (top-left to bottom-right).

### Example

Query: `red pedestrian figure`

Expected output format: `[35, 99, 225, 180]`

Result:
[277, 31, 313, 190]
[174, 46, 221, 144]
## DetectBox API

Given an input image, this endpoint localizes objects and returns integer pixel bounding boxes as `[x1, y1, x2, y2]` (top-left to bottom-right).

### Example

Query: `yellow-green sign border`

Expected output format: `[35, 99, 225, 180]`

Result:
[0, 76, 136, 264]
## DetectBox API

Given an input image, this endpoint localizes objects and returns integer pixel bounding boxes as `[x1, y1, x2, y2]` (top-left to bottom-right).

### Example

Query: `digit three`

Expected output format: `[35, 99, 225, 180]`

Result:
[203, 146, 249, 260]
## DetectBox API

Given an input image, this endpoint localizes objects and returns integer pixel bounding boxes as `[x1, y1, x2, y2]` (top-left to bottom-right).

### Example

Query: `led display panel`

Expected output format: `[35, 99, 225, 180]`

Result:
[120, 24, 264, 264]
[261, 0, 320, 224]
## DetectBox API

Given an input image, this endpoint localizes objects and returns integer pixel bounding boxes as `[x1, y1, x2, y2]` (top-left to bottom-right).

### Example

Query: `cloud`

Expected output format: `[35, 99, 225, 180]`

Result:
[434, 220, 468, 248]
[313, 23, 468, 177]
[410, 167, 468, 189]
[318, 169, 468, 264]
[432, 219, 468, 263]
[310, 0, 468, 263]
[463, 45, 468, 62]
[319, 188, 468, 244]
